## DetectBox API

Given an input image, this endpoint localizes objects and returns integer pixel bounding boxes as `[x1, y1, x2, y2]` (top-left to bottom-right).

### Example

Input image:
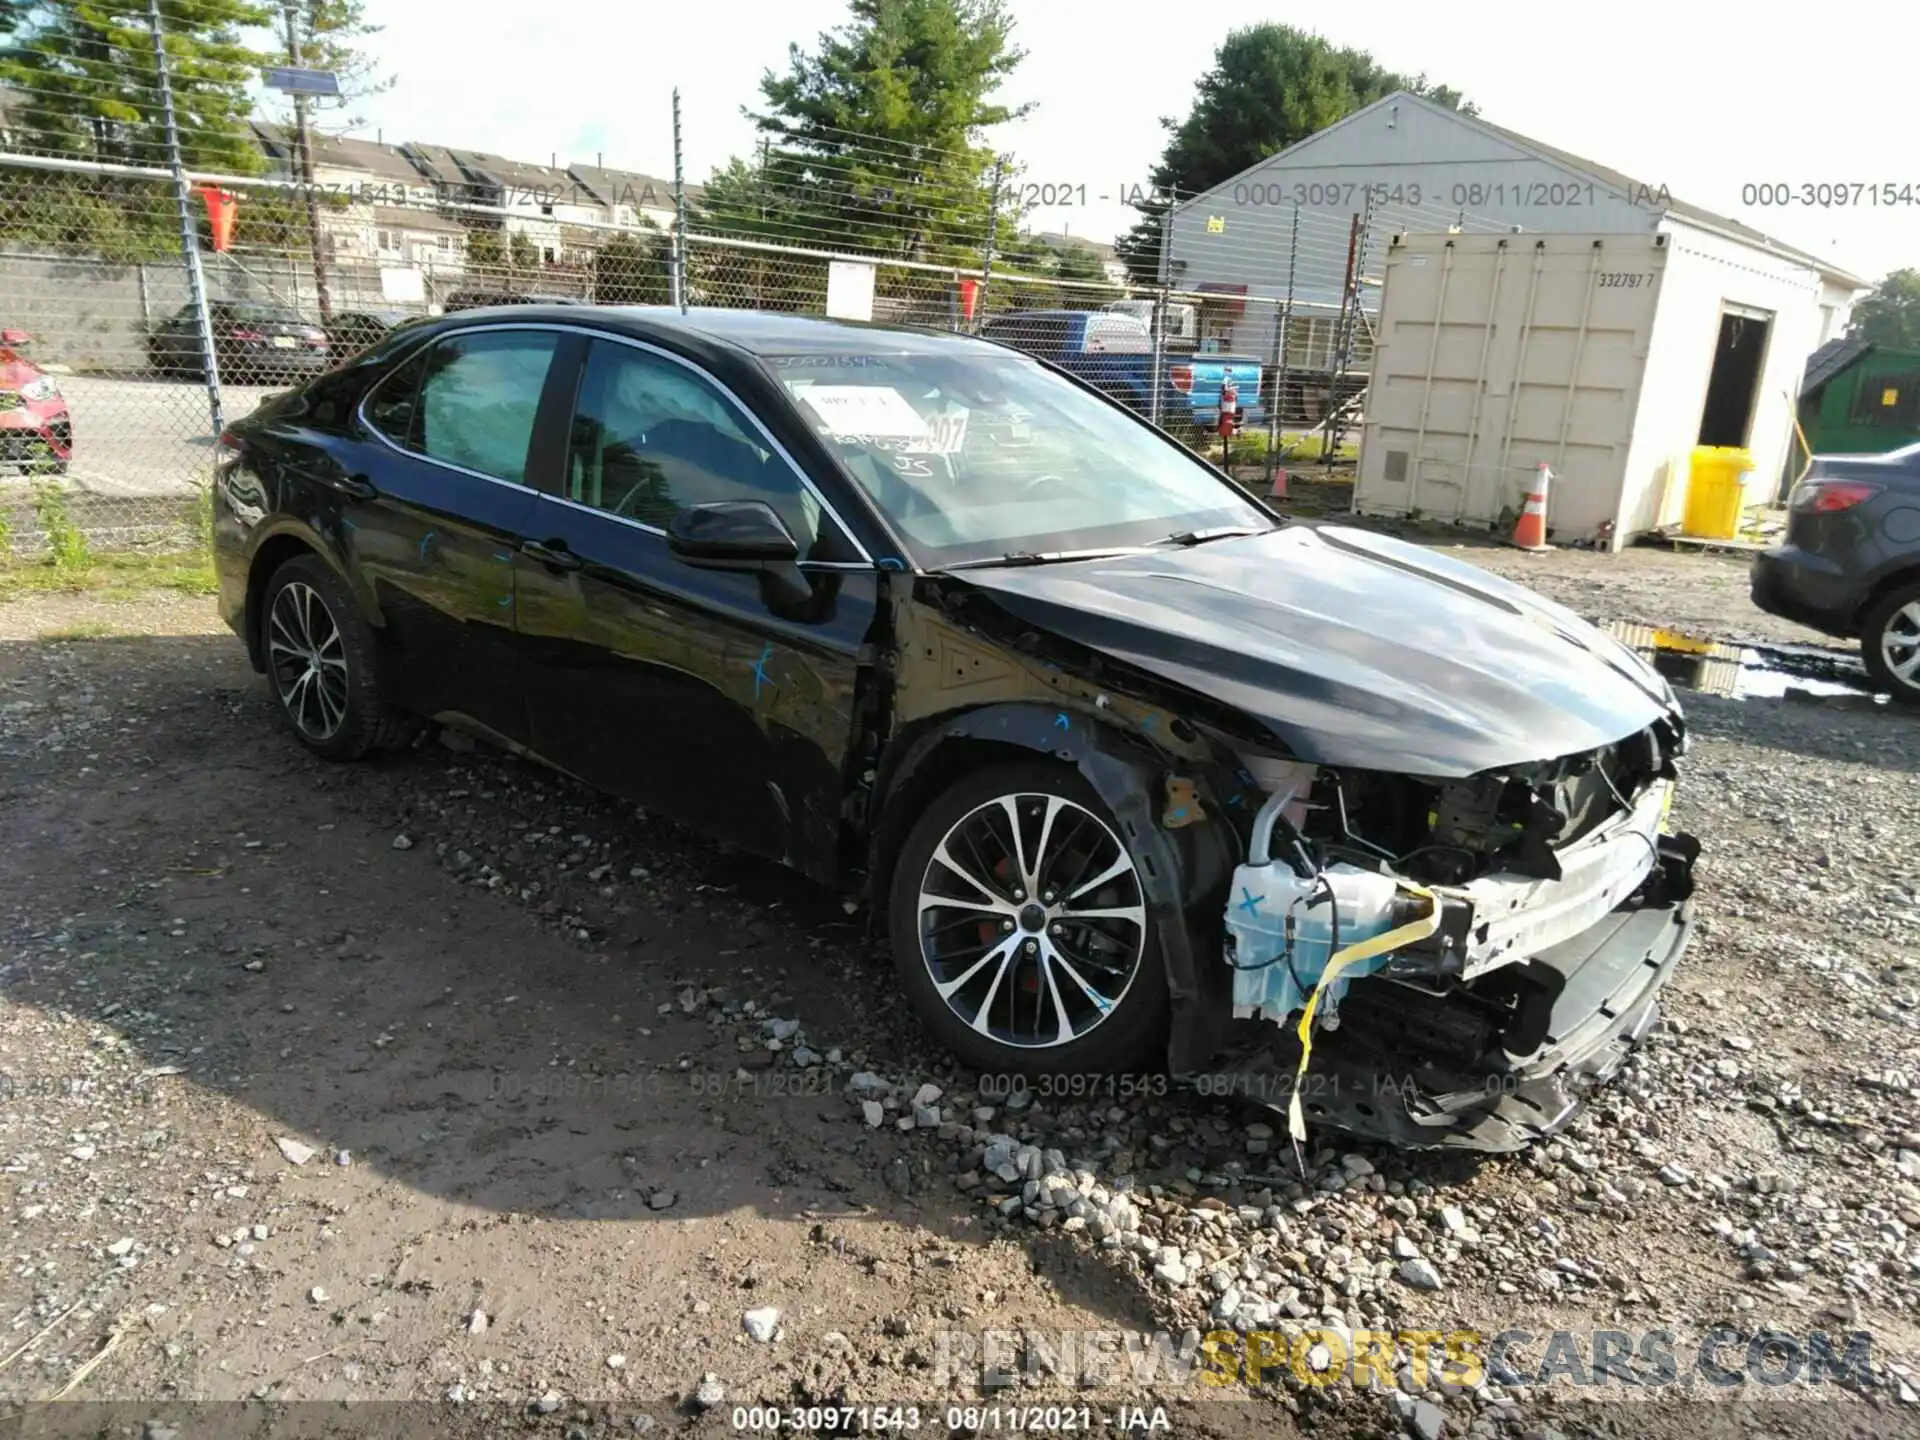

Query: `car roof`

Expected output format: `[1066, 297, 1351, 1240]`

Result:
[605, 306, 1002, 357]
[370, 305, 1014, 376]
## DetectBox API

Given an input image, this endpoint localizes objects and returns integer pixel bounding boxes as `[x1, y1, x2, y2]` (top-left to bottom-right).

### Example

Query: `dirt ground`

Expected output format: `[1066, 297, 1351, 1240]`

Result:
[1, 535, 1917, 1439]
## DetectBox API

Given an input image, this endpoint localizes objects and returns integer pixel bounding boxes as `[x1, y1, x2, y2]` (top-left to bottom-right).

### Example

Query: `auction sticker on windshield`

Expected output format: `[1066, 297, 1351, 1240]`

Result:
[796, 384, 929, 438]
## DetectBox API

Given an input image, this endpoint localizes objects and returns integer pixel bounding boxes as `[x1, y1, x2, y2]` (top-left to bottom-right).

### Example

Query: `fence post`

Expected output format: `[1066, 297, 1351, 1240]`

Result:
[1265, 204, 1298, 494]
[975, 156, 1003, 334]
[148, 0, 223, 439]
[1148, 208, 1171, 429]
[670, 88, 688, 313]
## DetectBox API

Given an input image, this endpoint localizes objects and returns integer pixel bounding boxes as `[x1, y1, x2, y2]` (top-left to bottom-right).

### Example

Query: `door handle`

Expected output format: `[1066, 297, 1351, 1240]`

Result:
[522, 538, 582, 571]
[330, 473, 376, 500]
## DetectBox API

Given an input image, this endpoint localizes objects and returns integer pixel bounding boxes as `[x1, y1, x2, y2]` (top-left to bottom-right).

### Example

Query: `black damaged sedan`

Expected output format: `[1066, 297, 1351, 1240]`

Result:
[211, 307, 1699, 1151]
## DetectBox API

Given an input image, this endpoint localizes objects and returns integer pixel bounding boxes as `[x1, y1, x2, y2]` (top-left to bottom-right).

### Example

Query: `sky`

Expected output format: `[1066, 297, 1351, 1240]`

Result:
[324, 0, 1915, 286]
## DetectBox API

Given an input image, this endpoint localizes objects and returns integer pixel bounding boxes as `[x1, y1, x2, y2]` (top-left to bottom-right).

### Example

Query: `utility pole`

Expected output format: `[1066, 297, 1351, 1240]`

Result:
[148, 0, 223, 439]
[283, 2, 334, 325]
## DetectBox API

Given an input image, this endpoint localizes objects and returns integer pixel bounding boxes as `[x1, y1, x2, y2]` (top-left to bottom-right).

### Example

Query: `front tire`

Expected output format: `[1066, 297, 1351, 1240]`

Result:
[259, 554, 420, 760]
[887, 762, 1167, 1077]
[1862, 580, 1920, 706]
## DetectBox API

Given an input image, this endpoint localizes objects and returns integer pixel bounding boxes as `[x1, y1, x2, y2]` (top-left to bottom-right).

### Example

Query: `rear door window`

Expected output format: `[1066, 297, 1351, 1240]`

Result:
[361, 329, 560, 484]
[416, 331, 560, 484]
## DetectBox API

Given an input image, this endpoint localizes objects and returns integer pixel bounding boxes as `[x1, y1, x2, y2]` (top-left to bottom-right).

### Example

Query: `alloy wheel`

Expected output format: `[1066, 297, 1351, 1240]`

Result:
[916, 792, 1147, 1049]
[268, 580, 349, 740]
[1880, 600, 1920, 688]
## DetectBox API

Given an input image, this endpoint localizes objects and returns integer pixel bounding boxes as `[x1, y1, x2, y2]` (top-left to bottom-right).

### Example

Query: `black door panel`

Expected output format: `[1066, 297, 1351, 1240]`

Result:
[323, 326, 567, 743]
[515, 496, 876, 879]
[342, 445, 536, 740]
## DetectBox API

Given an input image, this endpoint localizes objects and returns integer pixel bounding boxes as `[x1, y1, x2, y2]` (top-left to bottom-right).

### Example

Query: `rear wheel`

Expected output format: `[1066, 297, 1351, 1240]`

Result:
[259, 554, 421, 760]
[888, 762, 1167, 1077]
[1862, 580, 1920, 706]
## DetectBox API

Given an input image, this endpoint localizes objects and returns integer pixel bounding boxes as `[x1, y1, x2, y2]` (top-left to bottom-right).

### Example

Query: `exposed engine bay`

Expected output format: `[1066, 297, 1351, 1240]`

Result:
[1212, 716, 1697, 1152]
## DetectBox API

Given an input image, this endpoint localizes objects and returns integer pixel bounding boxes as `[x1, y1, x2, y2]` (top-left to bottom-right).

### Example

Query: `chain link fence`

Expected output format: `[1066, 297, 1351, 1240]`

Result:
[0, 21, 1514, 557]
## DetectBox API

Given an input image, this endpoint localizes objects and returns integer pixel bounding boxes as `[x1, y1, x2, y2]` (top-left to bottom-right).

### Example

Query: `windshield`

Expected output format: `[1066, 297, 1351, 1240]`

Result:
[766, 348, 1271, 568]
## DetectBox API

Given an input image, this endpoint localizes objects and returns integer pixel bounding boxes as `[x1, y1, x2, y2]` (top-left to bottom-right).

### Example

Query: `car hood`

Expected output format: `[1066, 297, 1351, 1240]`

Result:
[948, 524, 1678, 776]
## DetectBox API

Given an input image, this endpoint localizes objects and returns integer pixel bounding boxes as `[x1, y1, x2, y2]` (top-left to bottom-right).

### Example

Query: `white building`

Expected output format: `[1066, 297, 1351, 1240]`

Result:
[250, 124, 465, 273]
[566, 164, 693, 235]
[1162, 91, 1866, 340]
[1159, 92, 1870, 538]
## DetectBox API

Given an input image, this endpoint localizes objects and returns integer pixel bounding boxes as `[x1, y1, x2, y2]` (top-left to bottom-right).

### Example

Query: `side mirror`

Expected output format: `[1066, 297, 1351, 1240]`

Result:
[668, 500, 815, 612]
[667, 500, 800, 567]
[0, 329, 31, 350]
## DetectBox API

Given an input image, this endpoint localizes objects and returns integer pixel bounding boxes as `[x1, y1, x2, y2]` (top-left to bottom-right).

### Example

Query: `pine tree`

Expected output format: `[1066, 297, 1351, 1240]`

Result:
[725, 0, 1029, 266]
[0, 0, 273, 172]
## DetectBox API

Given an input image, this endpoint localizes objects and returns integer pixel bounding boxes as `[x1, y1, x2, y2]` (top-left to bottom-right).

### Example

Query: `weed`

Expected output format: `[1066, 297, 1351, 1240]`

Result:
[31, 481, 90, 574]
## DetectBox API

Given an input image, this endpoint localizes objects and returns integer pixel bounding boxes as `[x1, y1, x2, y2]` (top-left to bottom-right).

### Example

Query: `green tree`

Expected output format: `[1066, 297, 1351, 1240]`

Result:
[0, 173, 182, 263]
[721, 0, 1029, 265]
[1850, 269, 1920, 350]
[590, 228, 669, 305]
[1054, 242, 1110, 284]
[1116, 25, 1474, 282]
[0, 0, 273, 171]
[464, 225, 505, 272]
[507, 230, 538, 270]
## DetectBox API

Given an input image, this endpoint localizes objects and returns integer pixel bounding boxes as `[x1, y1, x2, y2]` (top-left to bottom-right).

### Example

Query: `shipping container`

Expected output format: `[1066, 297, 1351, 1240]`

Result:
[1354, 232, 1668, 543]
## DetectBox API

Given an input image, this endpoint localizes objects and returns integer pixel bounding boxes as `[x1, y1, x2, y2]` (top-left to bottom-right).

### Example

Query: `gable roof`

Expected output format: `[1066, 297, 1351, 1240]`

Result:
[1172, 91, 1868, 289]
[1451, 99, 1866, 288]
[1031, 231, 1118, 261]
[566, 164, 695, 213]
[399, 142, 475, 191]
[251, 122, 430, 188]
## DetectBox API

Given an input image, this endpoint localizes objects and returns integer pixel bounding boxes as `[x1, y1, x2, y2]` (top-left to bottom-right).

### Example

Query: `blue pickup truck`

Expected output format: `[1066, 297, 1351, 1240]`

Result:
[977, 309, 1264, 433]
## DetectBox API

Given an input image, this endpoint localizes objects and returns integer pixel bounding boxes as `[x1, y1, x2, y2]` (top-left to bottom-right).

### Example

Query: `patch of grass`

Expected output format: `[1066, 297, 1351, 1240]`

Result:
[0, 549, 216, 603]
[1278, 432, 1360, 463]
[38, 621, 123, 641]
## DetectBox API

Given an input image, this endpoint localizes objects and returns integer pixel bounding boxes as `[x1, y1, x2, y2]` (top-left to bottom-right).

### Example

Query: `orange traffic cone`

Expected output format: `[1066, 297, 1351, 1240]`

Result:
[1511, 464, 1553, 551]
[1268, 468, 1288, 501]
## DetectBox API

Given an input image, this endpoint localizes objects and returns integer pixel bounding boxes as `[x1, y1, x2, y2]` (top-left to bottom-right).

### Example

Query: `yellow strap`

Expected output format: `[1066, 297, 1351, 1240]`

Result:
[1287, 884, 1441, 1144]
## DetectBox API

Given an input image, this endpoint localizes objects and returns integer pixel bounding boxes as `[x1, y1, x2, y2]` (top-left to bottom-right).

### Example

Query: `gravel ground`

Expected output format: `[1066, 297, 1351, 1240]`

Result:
[1379, 532, 1832, 650]
[0, 591, 225, 643]
[1, 539, 1918, 1439]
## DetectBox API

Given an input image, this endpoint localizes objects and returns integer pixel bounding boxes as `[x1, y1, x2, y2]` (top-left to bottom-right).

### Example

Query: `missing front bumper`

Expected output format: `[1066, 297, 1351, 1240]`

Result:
[1192, 834, 1698, 1152]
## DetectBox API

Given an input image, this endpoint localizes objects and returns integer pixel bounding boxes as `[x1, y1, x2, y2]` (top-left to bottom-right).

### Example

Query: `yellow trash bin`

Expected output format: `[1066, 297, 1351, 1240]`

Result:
[1683, 446, 1757, 540]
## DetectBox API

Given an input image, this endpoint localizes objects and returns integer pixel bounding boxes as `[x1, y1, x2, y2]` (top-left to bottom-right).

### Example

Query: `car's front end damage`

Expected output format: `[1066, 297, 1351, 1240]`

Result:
[895, 522, 1702, 1153]
[1202, 722, 1698, 1152]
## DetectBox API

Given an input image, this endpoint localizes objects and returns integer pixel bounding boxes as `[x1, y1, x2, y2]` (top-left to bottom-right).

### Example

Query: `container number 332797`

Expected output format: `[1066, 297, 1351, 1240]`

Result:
[1597, 272, 1654, 288]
